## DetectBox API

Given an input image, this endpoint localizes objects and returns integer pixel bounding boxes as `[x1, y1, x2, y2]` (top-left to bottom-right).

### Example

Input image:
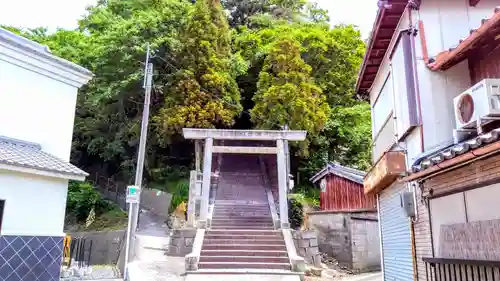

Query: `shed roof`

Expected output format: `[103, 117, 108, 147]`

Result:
[0, 136, 88, 180]
[428, 7, 500, 71]
[310, 163, 366, 185]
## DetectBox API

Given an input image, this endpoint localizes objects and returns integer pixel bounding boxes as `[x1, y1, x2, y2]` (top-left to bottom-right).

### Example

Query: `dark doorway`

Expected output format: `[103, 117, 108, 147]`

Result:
[0, 200, 4, 232]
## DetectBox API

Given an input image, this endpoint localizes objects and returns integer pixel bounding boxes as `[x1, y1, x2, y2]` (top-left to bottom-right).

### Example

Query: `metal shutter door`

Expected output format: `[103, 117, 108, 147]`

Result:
[379, 184, 413, 281]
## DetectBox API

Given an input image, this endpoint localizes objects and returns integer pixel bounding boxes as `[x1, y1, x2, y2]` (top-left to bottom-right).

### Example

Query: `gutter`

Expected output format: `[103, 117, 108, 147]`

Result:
[355, 6, 386, 93]
[402, 140, 500, 182]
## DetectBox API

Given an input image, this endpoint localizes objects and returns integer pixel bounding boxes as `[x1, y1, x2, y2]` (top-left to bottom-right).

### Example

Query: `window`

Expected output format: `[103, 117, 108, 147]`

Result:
[372, 75, 395, 161]
[0, 200, 4, 233]
[372, 75, 394, 136]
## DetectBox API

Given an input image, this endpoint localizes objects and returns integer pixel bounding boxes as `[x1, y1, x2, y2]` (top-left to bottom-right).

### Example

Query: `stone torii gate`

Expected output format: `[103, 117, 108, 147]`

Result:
[182, 128, 307, 228]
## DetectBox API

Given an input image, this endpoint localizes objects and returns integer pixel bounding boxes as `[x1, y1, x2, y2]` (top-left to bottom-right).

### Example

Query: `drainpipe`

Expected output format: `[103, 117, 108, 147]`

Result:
[376, 193, 385, 277]
[408, 3, 422, 281]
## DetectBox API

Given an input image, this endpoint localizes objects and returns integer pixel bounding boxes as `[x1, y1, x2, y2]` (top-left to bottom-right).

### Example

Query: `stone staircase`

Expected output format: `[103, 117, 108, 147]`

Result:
[197, 154, 291, 271]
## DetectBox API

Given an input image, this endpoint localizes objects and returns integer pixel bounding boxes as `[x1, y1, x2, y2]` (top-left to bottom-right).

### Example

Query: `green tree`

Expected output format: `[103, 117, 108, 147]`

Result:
[71, 0, 193, 178]
[154, 0, 243, 137]
[221, 0, 270, 27]
[251, 37, 330, 153]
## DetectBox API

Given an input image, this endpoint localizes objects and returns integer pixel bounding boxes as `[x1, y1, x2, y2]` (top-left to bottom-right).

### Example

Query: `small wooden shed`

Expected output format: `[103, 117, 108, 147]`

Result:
[311, 163, 376, 211]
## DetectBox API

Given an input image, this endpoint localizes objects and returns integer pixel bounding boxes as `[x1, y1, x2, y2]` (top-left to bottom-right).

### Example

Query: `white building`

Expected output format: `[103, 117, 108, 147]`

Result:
[359, 1, 500, 281]
[0, 28, 92, 281]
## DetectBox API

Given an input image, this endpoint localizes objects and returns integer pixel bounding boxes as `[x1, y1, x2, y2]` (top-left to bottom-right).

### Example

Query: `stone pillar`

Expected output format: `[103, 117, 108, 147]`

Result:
[195, 140, 201, 173]
[199, 137, 213, 227]
[277, 139, 289, 228]
[187, 170, 197, 227]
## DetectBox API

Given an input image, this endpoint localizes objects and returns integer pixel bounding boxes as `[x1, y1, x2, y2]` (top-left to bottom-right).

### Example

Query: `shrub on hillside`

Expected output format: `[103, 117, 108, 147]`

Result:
[66, 181, 113, 222]
[288, 197, 304, 230]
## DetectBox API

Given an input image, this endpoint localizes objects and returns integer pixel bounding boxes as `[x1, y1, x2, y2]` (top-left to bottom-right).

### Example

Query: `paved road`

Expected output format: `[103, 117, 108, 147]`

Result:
[137, 208, 169, 237]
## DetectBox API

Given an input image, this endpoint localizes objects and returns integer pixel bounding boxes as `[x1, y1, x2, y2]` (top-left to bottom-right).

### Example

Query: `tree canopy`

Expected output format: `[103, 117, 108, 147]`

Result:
[4, 0, 371, 185]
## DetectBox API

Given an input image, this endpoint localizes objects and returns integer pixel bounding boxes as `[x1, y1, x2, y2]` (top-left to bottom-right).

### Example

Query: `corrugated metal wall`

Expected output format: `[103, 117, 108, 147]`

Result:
[321, 175, 376, 211]
[469, 45, 500, 84]
[379, 184, 413, 281]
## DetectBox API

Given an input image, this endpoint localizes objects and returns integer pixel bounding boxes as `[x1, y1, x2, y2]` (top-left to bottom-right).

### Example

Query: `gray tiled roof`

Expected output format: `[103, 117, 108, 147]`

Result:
[412, 128, 500, 172]
[0, 136, 88, 178]
[311, 163, 366, 185]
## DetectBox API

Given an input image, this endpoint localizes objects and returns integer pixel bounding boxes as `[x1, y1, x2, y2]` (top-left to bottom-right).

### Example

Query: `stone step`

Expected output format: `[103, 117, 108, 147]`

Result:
[204, 234, 282, 240]
[206, 229, 281, 235]
[198, 262, 291, 270]
[201, 250, 288, 257]
[215, 200, 268, 205]
[185, 268, 303, 278]
[204, 238, 284, 245]
[199, 256, 290, 263]
[202, 244, 287, 251]
[210, 224, 275, 229]
[215, 205, 269, 209]
[211, 217, 272, 222]
[210, 225, 275, 230]
[215, 200, 269, 207]
[214, 210, 270, 214]
[213, 210, 271, 213]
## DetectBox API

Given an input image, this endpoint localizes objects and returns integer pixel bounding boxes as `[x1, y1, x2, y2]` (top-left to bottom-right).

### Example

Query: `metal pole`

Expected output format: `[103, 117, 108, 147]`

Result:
[124, 43, 153, 279]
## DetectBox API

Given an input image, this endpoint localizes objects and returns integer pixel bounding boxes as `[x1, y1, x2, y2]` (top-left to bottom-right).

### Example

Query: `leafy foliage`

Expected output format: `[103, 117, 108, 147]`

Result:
[154, 0, 243, 137]
[251, 37, 330, 154]
[66, 181, 124, 223]
[6, 0, 371, 202]
[288, 197, 304, 230]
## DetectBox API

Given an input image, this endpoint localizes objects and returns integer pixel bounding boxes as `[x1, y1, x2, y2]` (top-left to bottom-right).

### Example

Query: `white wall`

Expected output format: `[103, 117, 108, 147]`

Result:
[429, 193, 467, 255]
[0, 170, 68, 236]
[0, 58, 78, 161]
[429, 182, 500, 255]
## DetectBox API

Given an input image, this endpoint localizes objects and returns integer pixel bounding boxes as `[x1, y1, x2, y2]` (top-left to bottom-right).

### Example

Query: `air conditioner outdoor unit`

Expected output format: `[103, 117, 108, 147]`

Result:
[453, 79, 500, 130]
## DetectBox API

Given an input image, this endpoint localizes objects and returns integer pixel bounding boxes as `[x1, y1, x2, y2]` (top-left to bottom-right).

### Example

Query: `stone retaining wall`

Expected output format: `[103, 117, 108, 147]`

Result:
[292, 231, 321, 267]
[166, 229, 197, 256]
[306, 209, 380, 272]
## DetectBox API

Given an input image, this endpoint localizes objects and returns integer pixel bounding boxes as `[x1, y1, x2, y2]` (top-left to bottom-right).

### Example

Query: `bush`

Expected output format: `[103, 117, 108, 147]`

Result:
[291, 184, 320, 209]
[66, 181, 114, 222]
[288, 197, 304, 230]
[168, 179, 189, 213]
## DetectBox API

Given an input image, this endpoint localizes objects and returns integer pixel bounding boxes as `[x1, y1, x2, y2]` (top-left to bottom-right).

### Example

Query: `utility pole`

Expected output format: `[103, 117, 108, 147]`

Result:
[124, 43, 153, 279]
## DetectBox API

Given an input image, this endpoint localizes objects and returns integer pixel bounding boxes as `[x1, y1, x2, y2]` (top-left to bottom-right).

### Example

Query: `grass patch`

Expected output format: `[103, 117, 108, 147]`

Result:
[289, 184, 320, 209]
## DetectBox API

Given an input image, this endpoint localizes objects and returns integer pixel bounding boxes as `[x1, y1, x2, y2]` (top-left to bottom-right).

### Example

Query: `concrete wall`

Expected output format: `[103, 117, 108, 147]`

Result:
[350, 217, 381, 272]
[140, 189, 172, 219]
[68, 230, 126, 266]
[0, 170, 68, 236]
[134, 228, 196, 262]
[307, 210, 379, 271]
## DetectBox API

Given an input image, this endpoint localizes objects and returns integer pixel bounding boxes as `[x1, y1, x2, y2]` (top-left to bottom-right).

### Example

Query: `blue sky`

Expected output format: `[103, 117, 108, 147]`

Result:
[0, 0, 378, 39]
